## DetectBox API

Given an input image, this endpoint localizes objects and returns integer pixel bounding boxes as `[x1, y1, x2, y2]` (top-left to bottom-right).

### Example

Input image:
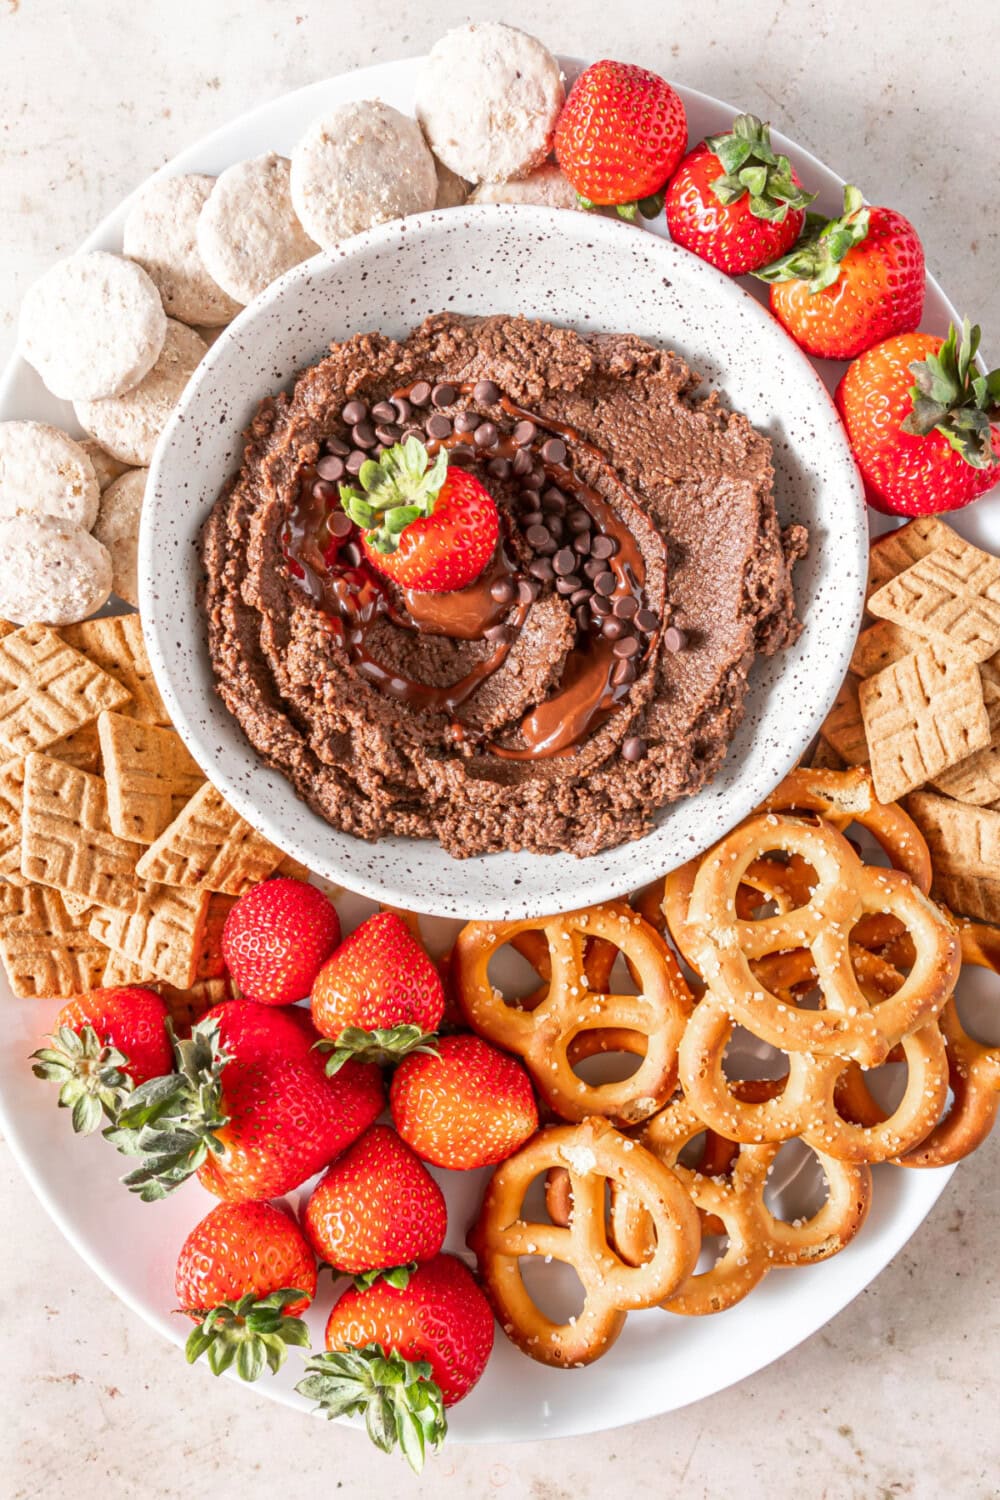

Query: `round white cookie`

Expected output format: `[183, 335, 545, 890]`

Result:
[197, 153, 319, 304]
[471, 163, 580, 209]
[123, 174, 243, 327]
[93, 468, 147, 607]
[74, 320, 207, 467]
[0, 421, 100, 529]
[416, 23, 564, 184]
[434, 158, 470, 209]
[0, 515, 113, 625]
[78, 438, 132, 492]
[19, 252, 167, 402]
[291, 100, 437, 250]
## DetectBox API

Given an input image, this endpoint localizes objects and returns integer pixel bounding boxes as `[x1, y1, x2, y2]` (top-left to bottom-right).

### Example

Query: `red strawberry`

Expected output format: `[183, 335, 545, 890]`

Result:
[221, 876, 341, 1006]
[303, 1124, 447, 1284]
[339, 437, 499, 593]
[106, 999, 383, 1202]
[175, 1200, 316, 1381]
[297, 1254, 494, 1471]
[836, 320, 1000, 516]
[31, 986, 173, 1135]
[555, 59, 687, 216]
[311, 911, 445, 1069]
[390, 1033, 538, 1170]
[754, 185, 924, 359]
[665, 115, 815, 275]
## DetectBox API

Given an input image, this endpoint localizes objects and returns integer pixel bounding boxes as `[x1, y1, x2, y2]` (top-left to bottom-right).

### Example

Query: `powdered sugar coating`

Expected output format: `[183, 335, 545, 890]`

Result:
[471, 163, 579, 209]
[0, 515, 113, 625]
[0, 421, 100, 529]
[123, 174, 242, 327]
[93, 469, 147, 607]
[197, 153, 319, 304]
[74, 320, 207, 466]
[78, 439, 132, 492]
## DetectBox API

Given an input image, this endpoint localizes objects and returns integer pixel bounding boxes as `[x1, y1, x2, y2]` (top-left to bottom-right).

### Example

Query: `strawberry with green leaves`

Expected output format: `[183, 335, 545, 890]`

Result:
[390, 1033, 538, 1170]
[297, 1254, 494, 1473]
[303, 1124, 447, 1288]
[311, 910, 445, 1071]
[175, 1200, 316, 1381]
[221, 876, 342, 1006]
[31, 986, 173, 1135]
[836, 318, 1000, 516]
[339, 437, 499, 593]
[555, 59, 687, 218]
[754, 184, 925, 359]
[665, 114, 815, 274]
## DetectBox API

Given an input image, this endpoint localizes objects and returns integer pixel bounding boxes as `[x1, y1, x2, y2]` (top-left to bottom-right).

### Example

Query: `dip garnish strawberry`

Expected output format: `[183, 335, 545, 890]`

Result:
[339, 436, 499, 593]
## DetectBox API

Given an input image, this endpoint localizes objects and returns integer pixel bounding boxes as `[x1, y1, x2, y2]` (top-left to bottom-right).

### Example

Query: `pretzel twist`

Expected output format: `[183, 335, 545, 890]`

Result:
[453, 903, 693, 1124]
[467, 1118, 701, 1366]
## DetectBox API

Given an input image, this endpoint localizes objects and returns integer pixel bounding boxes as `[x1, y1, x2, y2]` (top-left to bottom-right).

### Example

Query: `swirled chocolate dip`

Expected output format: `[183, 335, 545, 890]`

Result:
[201, 313, 807, 858]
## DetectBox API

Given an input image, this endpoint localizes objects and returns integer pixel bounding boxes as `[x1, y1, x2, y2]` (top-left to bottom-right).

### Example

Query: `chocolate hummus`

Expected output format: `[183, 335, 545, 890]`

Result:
[201, 313, 807, 858]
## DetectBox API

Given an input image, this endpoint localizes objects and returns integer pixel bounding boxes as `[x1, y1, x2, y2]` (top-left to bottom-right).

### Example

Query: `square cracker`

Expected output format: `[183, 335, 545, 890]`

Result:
[929, 733, 1000, 806]
[135, 782, 286, 895]
[61, 614, 169, 727]
[0, 880, 109, 999]
[981, 654, 1000, 733]
[102, 949, 155, 986]
[97, 711, 204, 844]
[47, 722, 102, 773]
[89, 882, 209, 990]
[0, 623, 131, 761]
[0, 758, 25, 883]
[866, 516, 952, 600]
[867, 533, 1000, 663]
[906, 791, 1000, 922]
[850, 620, 922, 679]
[20, 753, 144, 914]
[819, 676, 870, 766]
[859, 644, 990, 804]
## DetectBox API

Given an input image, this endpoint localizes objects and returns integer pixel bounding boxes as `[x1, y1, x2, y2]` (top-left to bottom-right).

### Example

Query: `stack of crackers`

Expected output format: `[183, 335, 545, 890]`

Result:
[815, 514, 1000, 924]
[0, 614, 299, 1021]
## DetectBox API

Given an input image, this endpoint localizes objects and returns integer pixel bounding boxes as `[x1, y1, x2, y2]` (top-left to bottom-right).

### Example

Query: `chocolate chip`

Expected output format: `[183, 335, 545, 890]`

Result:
[513, 420, 537, 446]
[583, 559, 605, 581]
[426, 414, 452, 440]
[613, 594, 639, 620]
[449, 445, 475, 465]
[541, 488, 567, 516]
[593, 571, 616, 597]
[370, 401, 397, 424]
[483, 623, 511, 644]
[518, 578, 541, 604]
[567, 509, 592, 534]
[341, 541, 362, 567]
[488, 456, 512, 480]
[409, 381, 432, 406]
[352, 421, 376, 449]
[474, 422, 498, 448]
[473, 379, 501, 404]
[552, 547, 576, 576]
[341, 399, 367, 425]
[601, 617, 626, 640]
[454, 410, 480, 434]
[613, 635, 640, 658]
[391, 396, 412, 424]
[590, 534, 618, 560]
[569, 587, 591, 607]
[526, 524, 554, 552]
[528, 558, 554, 582]
[375, 423, 402, 445]
[590, 595, 612, 617]
[316, 454, 345, 482]
[546, 516, 565, 542]
[490, 577, 516, 604]
[511, 448, 533, 477]
[636, 608, 660, 633]
[622, 736, 647, 762]
[401, 425, 425, 443]
[574, 604, 592, 632]
[540, 437, 567, 465]
[521, 470, 544, 492]
[324, 436, 350, 457]
[312, 479, 338, 503]
[345, 450, 367, 475]
[663, 625, 689, 651]
[431, 383, 457, 407]
[329, 511, 354, 538]
[572, 532, 592, 557]
[612, 658, 637, 686]
[555, 574, 583, 596]
[521, 510, 544, 529]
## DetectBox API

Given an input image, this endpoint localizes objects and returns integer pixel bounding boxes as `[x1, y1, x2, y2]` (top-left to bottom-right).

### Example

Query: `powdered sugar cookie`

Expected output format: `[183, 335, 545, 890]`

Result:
[123, 174, 242, 327]
[19, 252, 167, 401]
[471, 163, 579, 209]
[435, 158, 470, 208]
[197, 153, 319, 304]
[0, 421, 100, 529]
[74, 320, 207, 467]
[78, 439, 132, 492]
[416, 23, 564, 184]
[93, 469, 147, 607]
[0, 515, 113, 625]
[290, 100, 437, 250]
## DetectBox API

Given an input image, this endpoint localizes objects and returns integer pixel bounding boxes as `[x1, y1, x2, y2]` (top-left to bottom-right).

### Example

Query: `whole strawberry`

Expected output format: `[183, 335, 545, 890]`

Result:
[390, 1033, 538, 1170]
[31, 986, 173, 1135]
[665, 115, 815, 275]
[311, 910, 445, 1070]
[297, 1254, 494, 1472]
[555, 59, 687, 217]
[304, 1124, 447, 1285]
[836, 319, 1000, 516]
[754, 185, 925, 359]
[222, 876, 341, 1006]
[105, 1000, 383, 1202]
[176, 1200, 316, 1381]
[339, 437, 499, 593]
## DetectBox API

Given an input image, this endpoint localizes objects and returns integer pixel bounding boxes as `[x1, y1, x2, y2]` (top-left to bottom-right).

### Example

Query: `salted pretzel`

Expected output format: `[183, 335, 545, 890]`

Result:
[452, 903, 693, 1124]
[678, 991, 949, 1162]
[685, 814, 959, 1066]
[467, 1117, 701, 1366]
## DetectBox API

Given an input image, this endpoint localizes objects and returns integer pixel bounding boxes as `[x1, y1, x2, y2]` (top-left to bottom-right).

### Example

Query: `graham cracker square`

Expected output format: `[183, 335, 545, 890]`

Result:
[135, 781, 286, 895]
[0, 880, 109, 999]
[906, 791, 1000, 922]
[850, 620, 922, 679]
[20, 753, 143, 913]
[867, 533, 1000, 663]
[89, 882, 210, 990]
[60, 614, 169, 727]
[866, 517, 952, 600]
[0, 623, 131, 760]
[97, 711, 204, 844]
[820, 676, 870, 766]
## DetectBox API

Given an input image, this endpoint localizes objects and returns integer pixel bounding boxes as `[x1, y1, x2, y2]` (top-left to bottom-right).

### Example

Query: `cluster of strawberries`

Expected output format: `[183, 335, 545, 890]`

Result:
[554, 60, 1000, 519]
[31, 880, 540, 1472]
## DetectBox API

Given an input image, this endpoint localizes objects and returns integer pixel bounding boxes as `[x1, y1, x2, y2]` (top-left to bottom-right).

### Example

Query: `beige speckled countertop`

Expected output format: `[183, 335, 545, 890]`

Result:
[2, 2, 999, 1496]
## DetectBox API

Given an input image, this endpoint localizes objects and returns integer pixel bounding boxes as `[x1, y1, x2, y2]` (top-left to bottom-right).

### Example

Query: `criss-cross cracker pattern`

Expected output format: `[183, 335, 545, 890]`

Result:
[0, 624, 130, 760]
[20, 753, 144, 913]
[135, 781, 285, 894]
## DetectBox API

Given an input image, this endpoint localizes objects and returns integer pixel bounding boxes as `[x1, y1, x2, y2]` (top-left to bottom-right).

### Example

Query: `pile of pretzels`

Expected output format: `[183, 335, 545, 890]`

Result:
[446, 766, 1000, 1368]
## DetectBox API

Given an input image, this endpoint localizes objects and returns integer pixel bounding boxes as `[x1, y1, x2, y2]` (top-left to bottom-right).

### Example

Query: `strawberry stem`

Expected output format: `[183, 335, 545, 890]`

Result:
[314, 1025, 440, 1074]
[752, 184, 869, 292]
[704, 114, 816, 223]
[297, 1343, 447, 1473]
[182, 1288, 311, 1381]
[902, 318, 1000, 469]
[30, 1023, 133, 1135]
[340, 438, 449, 555]
[352, 1263, 417, 1293]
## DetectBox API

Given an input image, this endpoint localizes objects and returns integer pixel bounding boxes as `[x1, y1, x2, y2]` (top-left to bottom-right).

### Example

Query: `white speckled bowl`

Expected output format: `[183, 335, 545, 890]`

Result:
[142, 205, 866, 919]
